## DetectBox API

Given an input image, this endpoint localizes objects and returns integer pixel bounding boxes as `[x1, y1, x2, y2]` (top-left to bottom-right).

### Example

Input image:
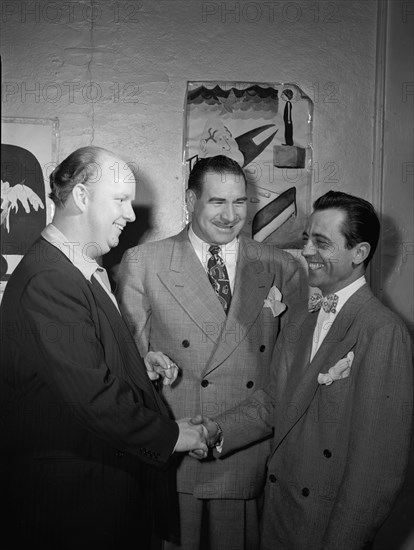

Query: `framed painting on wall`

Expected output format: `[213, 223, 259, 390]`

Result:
[1, 116, 59, 298]
[183, 81, 313, 248]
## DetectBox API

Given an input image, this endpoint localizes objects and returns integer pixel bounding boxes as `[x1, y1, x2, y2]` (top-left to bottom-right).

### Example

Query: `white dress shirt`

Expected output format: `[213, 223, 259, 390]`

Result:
[310, 276, 366, 361]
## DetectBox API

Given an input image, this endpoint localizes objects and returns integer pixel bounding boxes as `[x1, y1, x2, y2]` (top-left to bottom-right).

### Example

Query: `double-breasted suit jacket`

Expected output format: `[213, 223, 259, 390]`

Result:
[0, 237, 178, 548]
[219, 284, 413, 550]
[117, 227, 303, 500]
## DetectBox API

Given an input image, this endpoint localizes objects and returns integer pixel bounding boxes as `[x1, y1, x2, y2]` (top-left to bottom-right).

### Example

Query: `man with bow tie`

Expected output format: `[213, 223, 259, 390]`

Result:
[207, 191, 413, 550]
[116, 155, 304, 550]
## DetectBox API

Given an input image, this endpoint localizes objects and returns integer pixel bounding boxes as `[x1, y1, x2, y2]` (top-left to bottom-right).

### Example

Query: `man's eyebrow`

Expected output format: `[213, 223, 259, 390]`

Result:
[207, 196, 247, 201]
[313, 231, 331, 241]
[302, 230, 331, 241]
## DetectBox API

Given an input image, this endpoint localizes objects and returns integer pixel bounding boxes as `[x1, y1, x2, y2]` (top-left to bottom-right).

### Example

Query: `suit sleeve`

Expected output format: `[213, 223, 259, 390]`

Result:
[214, 253, 304, 457]
[213, 328, 292, 457]
[214, 388, 275, 457]
[278, 249, 308, 311]
[116, 246, 152, 356]
[19, 268, 178, 465]
[322, 322, 413, 549]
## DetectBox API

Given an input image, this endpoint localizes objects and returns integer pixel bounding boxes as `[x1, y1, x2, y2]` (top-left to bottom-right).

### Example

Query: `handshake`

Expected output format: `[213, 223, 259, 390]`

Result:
[174, 415, 222, 459]
[144, 352, 222, 459]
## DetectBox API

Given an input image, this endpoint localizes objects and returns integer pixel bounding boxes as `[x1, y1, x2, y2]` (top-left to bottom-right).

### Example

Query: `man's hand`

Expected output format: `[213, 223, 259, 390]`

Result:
[144, 351, 179, 385]
[188, 415, 221, 458]
[174, 418, 208, 458]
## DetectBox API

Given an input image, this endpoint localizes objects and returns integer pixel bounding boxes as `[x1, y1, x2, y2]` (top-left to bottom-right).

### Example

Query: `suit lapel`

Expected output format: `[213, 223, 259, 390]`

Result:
[157, 229, 227, 343]
[89, 280, 162, 405]
[157, 232, 275, 373]
[203, 235, 274, 375]
[40, 240, 166, 412]
[272, 284, 375, 451]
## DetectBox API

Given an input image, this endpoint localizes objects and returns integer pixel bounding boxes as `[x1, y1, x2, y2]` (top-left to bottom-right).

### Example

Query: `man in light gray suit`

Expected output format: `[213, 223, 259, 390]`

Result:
[116, 155, 304, 550]
[207, 191, 413, 550]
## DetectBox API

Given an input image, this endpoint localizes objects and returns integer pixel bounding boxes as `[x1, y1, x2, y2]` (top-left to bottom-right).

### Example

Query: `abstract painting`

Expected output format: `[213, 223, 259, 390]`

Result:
[183, 82, 313, 247]
[1, 117, 59, 298]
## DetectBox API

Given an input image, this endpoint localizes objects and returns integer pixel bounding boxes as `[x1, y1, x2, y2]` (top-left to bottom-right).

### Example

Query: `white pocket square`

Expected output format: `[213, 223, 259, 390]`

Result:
[263, 285, 286, 317]
[318, 351, 354, 386]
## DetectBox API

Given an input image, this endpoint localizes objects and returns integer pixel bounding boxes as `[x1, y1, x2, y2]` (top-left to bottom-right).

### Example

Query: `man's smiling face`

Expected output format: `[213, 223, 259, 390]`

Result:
[302, 208, 360, 295]
[187, 170, 247, 245]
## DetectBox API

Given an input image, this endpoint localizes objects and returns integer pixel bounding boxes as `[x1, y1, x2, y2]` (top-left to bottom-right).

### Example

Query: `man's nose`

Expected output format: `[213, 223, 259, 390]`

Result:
[221, 204, 237, 222]
[302, 240, 316, 257]
[123, 201, 136, 222]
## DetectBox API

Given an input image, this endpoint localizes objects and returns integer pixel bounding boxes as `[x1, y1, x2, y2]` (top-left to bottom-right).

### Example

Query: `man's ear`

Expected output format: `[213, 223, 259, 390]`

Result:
[72, 184, 89, 212]
[353, 242, 371, 266]
[186, 189, 197, 213]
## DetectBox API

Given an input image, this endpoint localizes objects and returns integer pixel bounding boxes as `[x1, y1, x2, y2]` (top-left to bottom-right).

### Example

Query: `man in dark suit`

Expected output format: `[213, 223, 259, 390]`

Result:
[205, 191, 413, 550]
[116, 155, 304, 550]
[0, 146, 207, 550]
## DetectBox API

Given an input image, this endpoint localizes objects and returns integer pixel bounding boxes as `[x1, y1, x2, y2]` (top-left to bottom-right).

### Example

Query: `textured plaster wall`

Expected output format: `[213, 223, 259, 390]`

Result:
[379, 0, 414, 333]
[1, 2, 413, 546]
[2, 0, 377, 242]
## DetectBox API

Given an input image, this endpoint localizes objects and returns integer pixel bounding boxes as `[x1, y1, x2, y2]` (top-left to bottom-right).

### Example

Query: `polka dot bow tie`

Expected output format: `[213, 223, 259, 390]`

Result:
[308, 293, 339, 314]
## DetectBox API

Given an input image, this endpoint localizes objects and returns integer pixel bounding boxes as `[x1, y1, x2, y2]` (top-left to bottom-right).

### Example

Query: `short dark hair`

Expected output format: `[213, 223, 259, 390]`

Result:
[187, 155, 246, 197]
[49, 146, 113, 207]
[313, 190, 380, 267]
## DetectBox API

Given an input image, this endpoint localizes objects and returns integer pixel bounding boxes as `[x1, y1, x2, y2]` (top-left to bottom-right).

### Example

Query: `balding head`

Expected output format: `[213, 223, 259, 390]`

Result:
[49, 146, 118, 208]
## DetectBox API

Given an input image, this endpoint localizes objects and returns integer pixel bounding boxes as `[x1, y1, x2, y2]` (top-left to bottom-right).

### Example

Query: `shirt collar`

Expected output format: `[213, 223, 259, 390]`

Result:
[41, 223, 100, 281]
[187, 224, 239, 266]
[332, 275, 366, 314]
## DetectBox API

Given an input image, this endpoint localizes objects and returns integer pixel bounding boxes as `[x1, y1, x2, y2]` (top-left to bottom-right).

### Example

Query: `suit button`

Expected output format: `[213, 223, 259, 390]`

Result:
[323, 449, 332, 458]
[182, 340, 190, 348]
[302, 488, 310, 497]
[201, 380, 209, 388]
[115, 450, 124, 458]
[246, 381, 254, 388]
[259, 345, 266, 352]
[269, 474, 277, 483]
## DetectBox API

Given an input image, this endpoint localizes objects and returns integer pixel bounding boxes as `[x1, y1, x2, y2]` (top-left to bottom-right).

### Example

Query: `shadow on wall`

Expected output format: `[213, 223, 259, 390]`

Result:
[376, 213, 401, 284]
[375, 213, 413, 335]
[373, 202, 413, 550]
[103, 205, 152, 289]
[103, 163, 155, 288]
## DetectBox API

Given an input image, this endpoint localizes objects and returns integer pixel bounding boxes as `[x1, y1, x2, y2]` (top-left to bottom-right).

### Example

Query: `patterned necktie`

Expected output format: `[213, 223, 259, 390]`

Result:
[308, 293, 339, 314]
[207, 245, 232, 313]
